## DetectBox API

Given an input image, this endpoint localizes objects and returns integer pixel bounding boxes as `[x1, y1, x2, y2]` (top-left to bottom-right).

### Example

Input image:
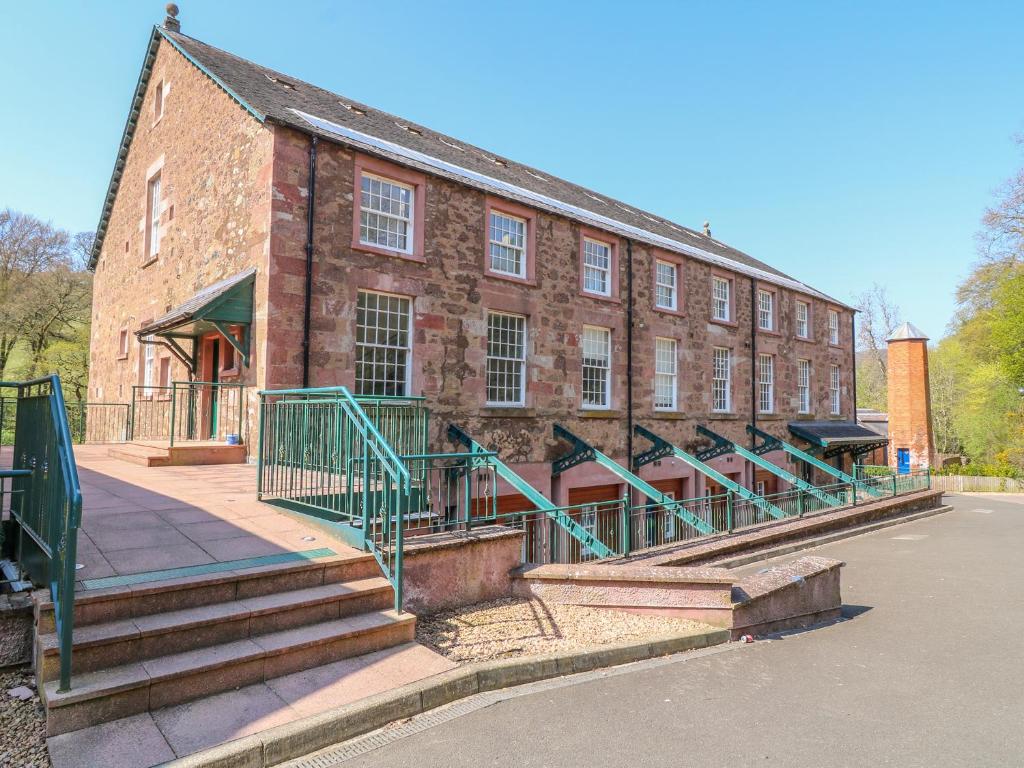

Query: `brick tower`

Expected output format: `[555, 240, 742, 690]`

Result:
[886, 322, 935, 471]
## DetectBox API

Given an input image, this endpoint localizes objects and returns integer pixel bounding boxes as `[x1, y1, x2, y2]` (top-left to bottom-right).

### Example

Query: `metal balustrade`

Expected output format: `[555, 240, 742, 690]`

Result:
[2, 375, 82, 692]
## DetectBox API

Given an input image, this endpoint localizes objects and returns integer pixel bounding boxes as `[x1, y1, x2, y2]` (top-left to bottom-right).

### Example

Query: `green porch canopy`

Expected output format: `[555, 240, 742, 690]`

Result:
[788, 421, 889, 460]
[136, 268, 256, 374]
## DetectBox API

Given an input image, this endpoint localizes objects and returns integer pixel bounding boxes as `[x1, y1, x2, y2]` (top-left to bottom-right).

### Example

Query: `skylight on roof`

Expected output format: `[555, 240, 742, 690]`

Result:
[339, 101, 366, 115]
[264, 73, 295, 90]
[438, 138, 465, 151]
[525, 170, 546, 181]
[396, 122, 423, 136]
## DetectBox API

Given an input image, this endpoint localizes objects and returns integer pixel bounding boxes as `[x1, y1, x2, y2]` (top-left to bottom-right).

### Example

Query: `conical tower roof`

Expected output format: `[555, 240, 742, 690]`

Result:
[887, 321, 929, 342]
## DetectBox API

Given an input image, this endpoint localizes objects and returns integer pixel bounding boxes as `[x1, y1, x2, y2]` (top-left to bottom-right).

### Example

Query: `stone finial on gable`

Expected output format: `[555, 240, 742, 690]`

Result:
[164, 3, 181, 33]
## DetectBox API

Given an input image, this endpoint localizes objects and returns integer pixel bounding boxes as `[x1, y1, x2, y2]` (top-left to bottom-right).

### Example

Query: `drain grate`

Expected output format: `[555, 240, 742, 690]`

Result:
[80, 547, 336, 589]
[283, 643, 742, 768]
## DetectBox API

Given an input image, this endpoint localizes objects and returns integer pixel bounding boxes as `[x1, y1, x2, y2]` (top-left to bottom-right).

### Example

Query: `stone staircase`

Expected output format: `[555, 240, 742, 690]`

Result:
[106, 441, 248, 467]
[35, 552, 415, 737]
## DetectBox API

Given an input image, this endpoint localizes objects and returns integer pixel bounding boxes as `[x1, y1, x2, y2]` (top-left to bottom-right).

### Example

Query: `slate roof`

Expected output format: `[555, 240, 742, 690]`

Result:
[137, 267, 256, 336]
[788, 421, 889, 446]
[92, 25, 851, 308]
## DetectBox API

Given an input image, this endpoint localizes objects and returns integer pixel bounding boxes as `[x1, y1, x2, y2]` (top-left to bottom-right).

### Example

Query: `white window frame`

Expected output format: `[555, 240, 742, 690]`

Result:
[798, 359, 811, 414]
[662, 491, 677, 540]
[830, 364, 841, 415]
[488, 211, 528, 279]
[712, 277, 730, 322]
[582, 238, 612, 297]
[758, 353, 774, 414]
[755, 480, 766, 497]
[758, 289, 774, 331]
[581, 325, 611, 410]
[143, 336, 156, 395]
[154, 79, 164, 122]
[828, 309, 840, 345]
[655, 260, 677, 311]
[654, 337, 678, 411]
[486, 311, 527, 407]
[359, 172, 415, 254]
[146, 173, 161, 259]
[796, 301, 810, 339]
[355, 289, 413, 397]
[712, 347, 731, 413]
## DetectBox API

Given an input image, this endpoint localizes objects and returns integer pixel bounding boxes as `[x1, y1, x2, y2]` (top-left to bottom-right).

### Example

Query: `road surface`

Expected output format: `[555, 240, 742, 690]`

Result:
[326, 494, 1024, 767]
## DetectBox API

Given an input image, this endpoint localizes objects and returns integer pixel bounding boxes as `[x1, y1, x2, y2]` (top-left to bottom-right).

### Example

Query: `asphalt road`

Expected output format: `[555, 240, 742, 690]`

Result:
[340, 494, 1024, 768]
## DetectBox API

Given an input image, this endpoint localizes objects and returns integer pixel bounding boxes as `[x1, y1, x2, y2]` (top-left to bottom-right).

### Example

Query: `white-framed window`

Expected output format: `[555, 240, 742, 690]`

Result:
[830, 364, 841, 415]
[654, 337, 677, 411]
[755, 480, 766, 497]
[359, 173, 414, 253]
[798, 359, 811, 414]
[758, 353, 774, 414]
[118, 329, 129, 358]
[758, 289, 774, 331]
[355, 290, 412, 396]
[581, 325, 611, 409]
[581, 508, 598, 557]
[143, 336, 156, 395]
[712, 276, 730, 322]
[828, 309, 840, 345]
[154, 80, 164, 121]
[486, 312, 527, 406]
[146, 173, 161, 259]
[655, 261, 677, 310]
[662, 491, 677, 540]
[583, 238, 612, 296]
[796, 300, 810, 338]
[488, 211, 527, 278]
[712, 347, 731, 412]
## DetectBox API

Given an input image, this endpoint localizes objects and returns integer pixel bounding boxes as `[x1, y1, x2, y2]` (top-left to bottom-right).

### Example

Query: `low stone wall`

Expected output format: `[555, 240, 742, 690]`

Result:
[731, 556, 844, 638]
[0, 593, 34, 667]
[402, 526, 524, 615]
[512, 564, 735, 625]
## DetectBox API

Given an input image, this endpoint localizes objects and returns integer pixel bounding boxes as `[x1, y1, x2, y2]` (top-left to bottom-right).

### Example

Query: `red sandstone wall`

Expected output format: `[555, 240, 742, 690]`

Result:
[89, 38, 274, 422]
[264, 126, 855, 483]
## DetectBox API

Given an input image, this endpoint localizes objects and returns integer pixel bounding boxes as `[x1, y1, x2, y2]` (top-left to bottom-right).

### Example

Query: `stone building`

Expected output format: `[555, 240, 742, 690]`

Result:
[88, 11, 880, 505]
[885, 322, 935, 471]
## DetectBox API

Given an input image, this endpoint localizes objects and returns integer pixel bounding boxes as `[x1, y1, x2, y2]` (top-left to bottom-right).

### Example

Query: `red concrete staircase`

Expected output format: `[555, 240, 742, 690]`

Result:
[35, 552, 415, 736]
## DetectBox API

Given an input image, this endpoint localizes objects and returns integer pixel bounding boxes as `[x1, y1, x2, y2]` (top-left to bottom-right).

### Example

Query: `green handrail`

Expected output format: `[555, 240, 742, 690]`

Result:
[2, 375, 82, 692]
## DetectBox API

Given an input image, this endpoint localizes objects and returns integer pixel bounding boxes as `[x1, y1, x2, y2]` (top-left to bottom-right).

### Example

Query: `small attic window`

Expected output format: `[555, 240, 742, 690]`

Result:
[154, 80, 164, 121]
[485, 155, 507, 167]
[438, 138, 464, 151]
[340, 101, 366, 115]
[525, 170, 546, 181]
[396, 122, 423, 136]
[585, 193, 603, 203]
[265, 73, 296, 90]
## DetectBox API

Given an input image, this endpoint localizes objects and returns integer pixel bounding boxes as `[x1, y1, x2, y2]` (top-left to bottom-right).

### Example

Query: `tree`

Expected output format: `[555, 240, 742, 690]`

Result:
[854, 283, 900, 410]
[0, 209, 70, 375]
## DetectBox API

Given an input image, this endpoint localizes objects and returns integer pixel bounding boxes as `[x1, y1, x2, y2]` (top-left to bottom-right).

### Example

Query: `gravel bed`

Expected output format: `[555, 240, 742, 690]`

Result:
[0, 667, 49, 768]
[417, 597, 710, 663]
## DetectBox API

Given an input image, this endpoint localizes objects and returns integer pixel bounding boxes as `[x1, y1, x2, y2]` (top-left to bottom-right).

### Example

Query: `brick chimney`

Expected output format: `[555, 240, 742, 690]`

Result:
[886, 321, 935, 471]
[163, 3, 181, 33]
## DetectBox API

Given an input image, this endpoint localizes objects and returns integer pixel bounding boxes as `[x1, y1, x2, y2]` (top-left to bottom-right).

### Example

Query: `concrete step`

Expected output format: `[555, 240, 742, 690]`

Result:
[37, 577, 393, 681]
[36, 551, 381, 632]
[106, 443, 170, 468]
[41, 608, 416, 736]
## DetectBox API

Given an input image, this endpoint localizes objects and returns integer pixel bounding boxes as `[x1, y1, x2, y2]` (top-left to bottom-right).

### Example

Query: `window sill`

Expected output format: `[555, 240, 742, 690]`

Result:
[756, 413, 786, 421]
[481, 406, 535, 418]
[117, 354, 129, 361]
[793, 413, 816, 420]
[351, 241, 426, 264]
[577, 408, 621, 419]
[653, 411, 688, 420]
[707, 412, 739, 420]
[579, 290, 621, 305]
[653, 306, 685, 318]
[141, 256, 158, 269]
[757, 328, 782, 337]
[709, 318, 738, 329]
[484, 269, 536, 287]
[220, 366, 242, 379]
[795, 335, 815, 343]
[828, 343, 844, 350]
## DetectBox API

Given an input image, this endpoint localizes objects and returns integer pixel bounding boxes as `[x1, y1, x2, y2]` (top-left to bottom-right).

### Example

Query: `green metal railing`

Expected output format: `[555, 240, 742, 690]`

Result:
[2, 375, 82, 692]
[257, 387, 417, 609]
[130, 382, 247, 446]
[2, 397, 130, 445]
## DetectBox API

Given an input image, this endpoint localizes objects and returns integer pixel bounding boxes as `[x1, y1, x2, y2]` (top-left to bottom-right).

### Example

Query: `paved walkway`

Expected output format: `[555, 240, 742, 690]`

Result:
[325, 493, 1024, 768]
[70, 445, 346, 583]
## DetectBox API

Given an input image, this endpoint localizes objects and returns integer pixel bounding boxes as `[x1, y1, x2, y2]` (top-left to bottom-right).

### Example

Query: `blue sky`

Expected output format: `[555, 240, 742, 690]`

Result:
[2, 1, 1022, 340]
